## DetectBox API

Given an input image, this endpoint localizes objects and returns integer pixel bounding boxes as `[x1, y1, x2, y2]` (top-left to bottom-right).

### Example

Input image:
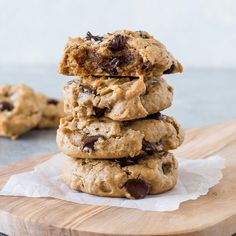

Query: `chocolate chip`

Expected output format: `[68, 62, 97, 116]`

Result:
[141, 61, 153, 71]
[47, 98, 58, 105]
[162, 162, 172, 175]
[93, 107, 106, 117]
[0, 101, 14, 111]
[100, 53, 134, 75]
[115, 157, 137, 167]
[100, 57, 120, 75]
[163, 64, 176, 74]
[118, 53, 134, 66]
[81, 85, 96, 95]
[85, 31, 104, 42]
[125, 179, 150, 199]
[137, 31, 150, 39]
[82, 135, 104, 150]
[142, 140, 157, 154]
[108, 34, 128, 51]
[146, 112, 164, 120]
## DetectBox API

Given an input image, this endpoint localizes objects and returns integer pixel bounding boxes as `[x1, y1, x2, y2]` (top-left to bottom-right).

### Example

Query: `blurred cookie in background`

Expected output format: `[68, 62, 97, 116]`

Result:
[0, 84, 44, 139]
[37, 94, 65, 129]
[0, 84, 64, 139]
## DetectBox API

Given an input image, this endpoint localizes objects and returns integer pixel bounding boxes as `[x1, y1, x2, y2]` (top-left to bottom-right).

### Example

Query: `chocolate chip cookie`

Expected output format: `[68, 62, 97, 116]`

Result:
[37, 94, 64, 129]
[62, 152, 178, 199]
[64, 76, 173, 121]
[0, 84, 44, 139]
[56, 113, 184, 159]
[58, 30, 183, 77]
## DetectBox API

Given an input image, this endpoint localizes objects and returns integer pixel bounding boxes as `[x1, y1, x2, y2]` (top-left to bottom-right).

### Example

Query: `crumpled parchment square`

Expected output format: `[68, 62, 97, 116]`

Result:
[0, 153, 225, 211]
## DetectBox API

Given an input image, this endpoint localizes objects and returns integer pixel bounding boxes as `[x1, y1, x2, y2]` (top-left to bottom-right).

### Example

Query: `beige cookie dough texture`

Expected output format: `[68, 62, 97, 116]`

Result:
[0, 84, 44, 139]
[62, 152, 178, 199]
[56, 115, 184, 159]
[64, 76, 173, 121]
[58, 30, 183, 77]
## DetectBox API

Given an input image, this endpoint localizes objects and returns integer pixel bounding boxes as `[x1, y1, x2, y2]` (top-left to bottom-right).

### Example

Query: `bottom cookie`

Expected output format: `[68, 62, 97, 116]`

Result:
[62, 152, 178, 199]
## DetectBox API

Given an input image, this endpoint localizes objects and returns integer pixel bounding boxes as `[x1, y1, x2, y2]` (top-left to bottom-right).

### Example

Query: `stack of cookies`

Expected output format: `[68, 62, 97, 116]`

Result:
[57, 30, 184, 199]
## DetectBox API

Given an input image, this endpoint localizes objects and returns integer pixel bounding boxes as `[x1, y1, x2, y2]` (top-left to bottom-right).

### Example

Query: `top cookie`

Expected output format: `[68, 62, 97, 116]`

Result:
[58, 30, 183, 77]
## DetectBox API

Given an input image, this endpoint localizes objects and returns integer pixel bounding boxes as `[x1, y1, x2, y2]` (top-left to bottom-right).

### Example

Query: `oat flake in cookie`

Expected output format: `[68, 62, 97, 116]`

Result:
[64, 76, 173, 121]
[0, 84, 44, 139]
[58, 30, 183, 77]
[56, 114, 184, 159]
[62, 152, 178, 199]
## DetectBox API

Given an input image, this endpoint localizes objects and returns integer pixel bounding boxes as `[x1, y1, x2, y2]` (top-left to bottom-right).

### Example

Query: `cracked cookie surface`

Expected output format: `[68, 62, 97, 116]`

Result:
[0, 84, 44, 139]
[58, 30, 183, 77]
[64, 76, 173, 121]
[56, 113, 184, 159]
[62, 152, 178, 199]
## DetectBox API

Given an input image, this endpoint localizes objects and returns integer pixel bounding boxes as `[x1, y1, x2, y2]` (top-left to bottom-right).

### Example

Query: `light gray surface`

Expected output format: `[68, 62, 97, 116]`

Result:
[0, 65, 236, 167]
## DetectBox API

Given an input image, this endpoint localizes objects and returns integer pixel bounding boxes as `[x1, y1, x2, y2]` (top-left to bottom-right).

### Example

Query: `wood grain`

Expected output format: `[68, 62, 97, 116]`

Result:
[0, 120, 236, 236]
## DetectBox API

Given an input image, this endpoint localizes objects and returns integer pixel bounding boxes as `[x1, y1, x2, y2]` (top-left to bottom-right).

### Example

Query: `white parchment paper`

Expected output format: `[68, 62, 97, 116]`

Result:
[0, 153, 225, 211]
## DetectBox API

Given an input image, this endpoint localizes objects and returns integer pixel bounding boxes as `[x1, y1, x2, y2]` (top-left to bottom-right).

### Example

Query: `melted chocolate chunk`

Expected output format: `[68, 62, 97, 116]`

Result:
[82, 135, 104, 150]
[81, 85, 96, 95]
[115, 157, 137, 167]
[85, 31, 104, 42]
[100, 53, 134, 75]
[93, 107, 107, 117]
[142, 140, 157, 154]
[125, 179, 150, 199]
[0, 101, 14, 111]
[47, 98, 58, 105]
[141, 61, 153, 71]
[163, 64, 176, 74]
[108, 34, 128, 51]
[100, 57, 120, 75]
[118, 53, 134, 66]
[146, 112, 164, 120]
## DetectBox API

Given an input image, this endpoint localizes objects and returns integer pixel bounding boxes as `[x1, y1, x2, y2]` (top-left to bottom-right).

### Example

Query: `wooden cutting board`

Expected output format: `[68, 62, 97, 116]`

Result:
[1, 120, 236, 236]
